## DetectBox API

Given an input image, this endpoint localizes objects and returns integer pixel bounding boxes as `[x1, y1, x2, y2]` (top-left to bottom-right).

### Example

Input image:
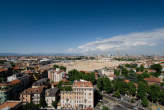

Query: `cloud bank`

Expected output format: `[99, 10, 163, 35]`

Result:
[68, 28, 164, 55]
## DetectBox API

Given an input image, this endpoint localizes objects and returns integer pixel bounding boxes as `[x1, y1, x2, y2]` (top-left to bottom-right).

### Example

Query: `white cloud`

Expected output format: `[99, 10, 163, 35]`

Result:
[68, 28, 164, 55]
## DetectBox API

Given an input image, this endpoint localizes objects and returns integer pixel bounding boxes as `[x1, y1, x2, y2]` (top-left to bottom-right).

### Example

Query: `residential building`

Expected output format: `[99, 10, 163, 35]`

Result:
[101, 68, 114, 76]
[7, 74, 17, 82]
[45, 87, 59, 107]
[20, 86, 44, 104]
[48, 68, 66, 83]
[60, 80, 94, 109]
[7, 73, 30, 90]
[0, 79, 21, 104]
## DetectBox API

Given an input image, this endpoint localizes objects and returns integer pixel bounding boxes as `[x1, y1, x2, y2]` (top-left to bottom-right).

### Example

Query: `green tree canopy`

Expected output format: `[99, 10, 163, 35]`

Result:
[137, 81, 149, 99]
[128, 82, 136, 96]
[159, 90, 164, 105]
[53, 64, 59, 69]
[148, 84, 160, 103]
[141, 97, 149, 107]
[22, 103, 40, 110]
[150, 64, 162, 73]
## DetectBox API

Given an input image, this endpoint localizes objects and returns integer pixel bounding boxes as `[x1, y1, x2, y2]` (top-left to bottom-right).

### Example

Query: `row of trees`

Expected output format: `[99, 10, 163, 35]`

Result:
[57, 81, 72, 91]
[68, 69, 96, 84]
[97, 77, 164, 107]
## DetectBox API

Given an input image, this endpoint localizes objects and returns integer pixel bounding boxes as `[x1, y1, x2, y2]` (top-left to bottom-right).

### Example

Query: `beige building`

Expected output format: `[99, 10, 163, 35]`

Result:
[60, 80, 94, 109]
[20, 86, 44, 104]
[48, 68, 66, 83]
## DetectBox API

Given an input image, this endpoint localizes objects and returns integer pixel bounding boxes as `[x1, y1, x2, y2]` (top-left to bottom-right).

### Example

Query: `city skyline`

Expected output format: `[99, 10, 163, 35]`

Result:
[0, 0, 164, 55]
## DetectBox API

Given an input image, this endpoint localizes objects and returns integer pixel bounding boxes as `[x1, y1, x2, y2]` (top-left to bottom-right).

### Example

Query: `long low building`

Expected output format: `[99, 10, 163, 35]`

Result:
[55, 60, 131, 72]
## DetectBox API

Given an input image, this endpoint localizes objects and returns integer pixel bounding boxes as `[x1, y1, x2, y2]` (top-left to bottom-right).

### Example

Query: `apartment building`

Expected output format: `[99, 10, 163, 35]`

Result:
[48, 68, 66, 83]
[60, 80, 94, 109]
[20, 86, 44, 104]
[45, 87, 59, 107]
[0, 79, 21, 104]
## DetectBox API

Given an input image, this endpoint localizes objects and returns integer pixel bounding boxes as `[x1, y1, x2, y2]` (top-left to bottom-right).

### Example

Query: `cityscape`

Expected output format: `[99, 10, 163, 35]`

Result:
[0, 0, 164, 110]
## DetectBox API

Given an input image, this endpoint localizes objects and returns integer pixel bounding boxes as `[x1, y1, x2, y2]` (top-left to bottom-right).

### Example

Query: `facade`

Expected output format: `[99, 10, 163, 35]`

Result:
[101, 68, 114, 76]
[20, 86, 44, 104]
[60, 80, 94, 109]
[48, 68, 66, 83]
[45, 87, 59, 107]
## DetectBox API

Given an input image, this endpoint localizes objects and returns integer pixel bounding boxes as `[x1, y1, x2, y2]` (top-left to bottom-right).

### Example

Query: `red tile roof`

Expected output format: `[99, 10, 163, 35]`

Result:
[0, 79, 21, 87]
[0, 101, 21, 109]
[73, 80, 93, 87]
[136, 72, 143, 75]
[21, 86, 44, 94]
[144, 77, 161, 83]
[0, 68, 8, 72]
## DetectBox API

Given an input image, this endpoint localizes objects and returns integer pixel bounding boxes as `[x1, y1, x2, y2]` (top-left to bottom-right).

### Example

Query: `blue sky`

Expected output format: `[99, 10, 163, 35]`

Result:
[0, 0, 164, 55]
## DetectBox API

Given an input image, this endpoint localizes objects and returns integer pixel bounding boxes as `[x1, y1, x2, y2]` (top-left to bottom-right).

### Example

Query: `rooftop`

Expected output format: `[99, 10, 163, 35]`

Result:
[73, 80, 93, 88]
[144, 77, 161, 83]
[0, 79, 21, 87]
[21, 86, 44, 94]
[0, 68, 8, 72]
[0, 101, 21, 110]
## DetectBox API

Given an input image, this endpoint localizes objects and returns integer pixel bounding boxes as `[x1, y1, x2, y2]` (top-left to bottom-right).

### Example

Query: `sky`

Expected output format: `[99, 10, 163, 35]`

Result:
[0, 0, 164, 55]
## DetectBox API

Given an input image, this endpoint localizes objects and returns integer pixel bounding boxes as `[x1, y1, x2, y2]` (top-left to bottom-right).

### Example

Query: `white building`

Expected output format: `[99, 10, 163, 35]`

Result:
[101, 68, 114, 76]
[7, 74, 17, 82]
[60, 80, 94, 109]
[48, 68, 66, 83]
[45, 87, 59, 107]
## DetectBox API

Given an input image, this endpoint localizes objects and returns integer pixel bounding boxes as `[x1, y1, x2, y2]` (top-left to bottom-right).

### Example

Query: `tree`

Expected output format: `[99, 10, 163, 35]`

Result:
[94, 90, 102, 105]
[22, 103, 40, 110]
[150, 64, 162, 73]
[141, 72, 150, 78]
[140, 65, 144, 72]
[121, 68, 128, 77]
[60, 66, 66, 72]
[68, 69, 80, 81]
[52, 101, 58, 108]
[103, 77, 112, 93]
[128, 82, 136, 96]
[90, 72, 96, 84]
[141, 97, 149, 107]
[148, 85, 160, 103]
[114, 69, 120, 76]
[113, 79, 128, 95]
[39, 97, 47, 107]
[150, 72, 161, 78]
[137, 81, 149, 99]
[159, 90, 164, 105]
[97, 78, 103, 91]
[102, 106, 110, 110]
[113, 90, 120, 98]
[53, 64, 59, 69]
[136, 67, 140, 72]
